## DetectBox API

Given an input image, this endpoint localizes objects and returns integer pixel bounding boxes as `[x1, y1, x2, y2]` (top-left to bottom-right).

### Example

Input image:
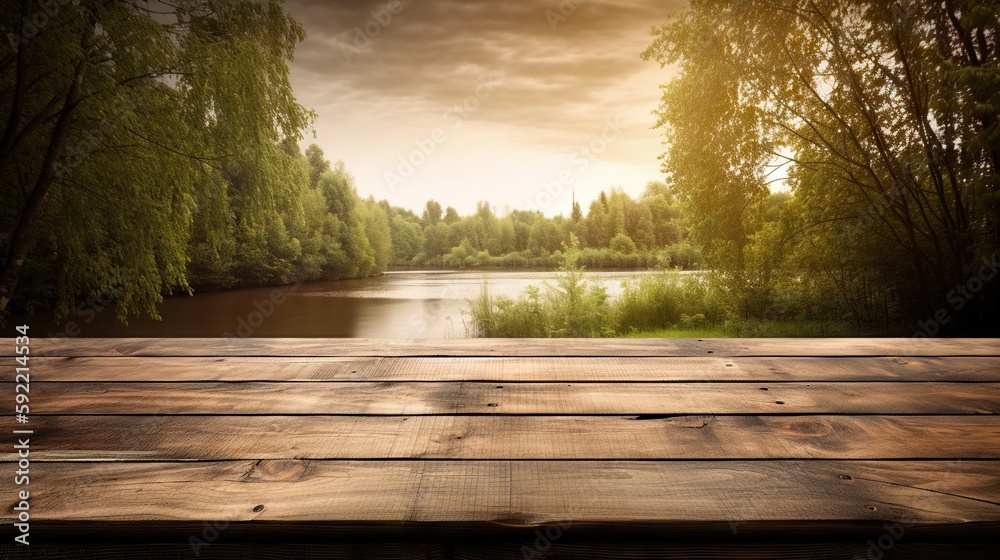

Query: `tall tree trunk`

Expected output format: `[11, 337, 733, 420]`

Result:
[0, 0, 34, 168]
[0, 54, 87, 316]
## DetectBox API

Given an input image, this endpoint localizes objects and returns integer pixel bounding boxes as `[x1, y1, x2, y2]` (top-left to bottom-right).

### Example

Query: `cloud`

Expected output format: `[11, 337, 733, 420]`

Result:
[286, 0, 686, 153]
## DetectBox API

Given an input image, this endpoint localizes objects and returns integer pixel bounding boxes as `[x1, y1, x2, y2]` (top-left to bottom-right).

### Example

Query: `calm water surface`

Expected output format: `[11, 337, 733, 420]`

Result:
[24, 270, 661, 338]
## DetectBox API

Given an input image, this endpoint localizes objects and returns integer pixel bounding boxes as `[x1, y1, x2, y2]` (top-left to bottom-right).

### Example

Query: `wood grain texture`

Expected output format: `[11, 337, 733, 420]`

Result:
[1, 543, 996, 560]
[3, 336, 998, 547]
[10, 337, 1000, 357]
[7, 415, 999, 461]
[1, 461, 998, 525]
[22, 381, 1000, 415]
[14, 355, 1000, 382]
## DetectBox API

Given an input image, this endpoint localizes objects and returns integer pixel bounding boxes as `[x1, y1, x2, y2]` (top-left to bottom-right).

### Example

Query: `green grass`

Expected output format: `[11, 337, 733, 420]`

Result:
[625, 320, 864, 338]
[466, 240, 726, 337]
[622, 327, 730, 338]
[465, 240, 886, 338]
[468, 238, 908, 338]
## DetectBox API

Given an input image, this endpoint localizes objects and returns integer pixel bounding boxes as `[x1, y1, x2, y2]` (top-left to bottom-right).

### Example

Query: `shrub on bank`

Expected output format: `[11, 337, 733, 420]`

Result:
[467, 236, 720, 337]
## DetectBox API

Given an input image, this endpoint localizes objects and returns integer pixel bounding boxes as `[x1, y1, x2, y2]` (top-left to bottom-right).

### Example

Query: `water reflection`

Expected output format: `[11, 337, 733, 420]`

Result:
[17, 270, 659, 338]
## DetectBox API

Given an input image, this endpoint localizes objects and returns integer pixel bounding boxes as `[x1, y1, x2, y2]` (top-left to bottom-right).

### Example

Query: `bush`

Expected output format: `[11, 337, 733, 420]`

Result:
[467, 234, 727, 337]
[609, 232, 638, 254]
[466, 235, 613, 337]
[611, 271, 724, 332]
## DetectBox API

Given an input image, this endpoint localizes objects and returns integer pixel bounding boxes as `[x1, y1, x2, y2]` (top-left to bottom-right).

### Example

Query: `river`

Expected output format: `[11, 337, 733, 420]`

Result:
[24, 270, 663, 338]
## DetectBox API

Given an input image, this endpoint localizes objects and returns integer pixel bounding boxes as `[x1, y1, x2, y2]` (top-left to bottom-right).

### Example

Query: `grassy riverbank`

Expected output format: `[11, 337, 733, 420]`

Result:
[466, 242, 880, 338]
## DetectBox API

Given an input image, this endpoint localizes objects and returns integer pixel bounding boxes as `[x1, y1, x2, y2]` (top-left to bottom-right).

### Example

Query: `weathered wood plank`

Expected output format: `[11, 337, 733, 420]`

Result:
[14, 356, 1000, 382]
[22, 381, 1000, 415]
[8, 415, 999, 461]
[10, 337, 1000, 357]
[2, 461, 998, 526]
[1, 543, 996, 560]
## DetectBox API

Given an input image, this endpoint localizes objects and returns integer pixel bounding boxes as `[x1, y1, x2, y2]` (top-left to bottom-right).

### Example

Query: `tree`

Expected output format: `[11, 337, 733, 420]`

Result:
[584, 198, 609, 248]
[389, 215, 424, 264]
[316, 161, 376, 278]
[359, 198, 392, 273]
[421, 199, 443, 227]
[443, 206, 461, 224]
[643, 0, 1000, 329]
[305, 144, 331, 188]
[1, 0, 312, 320]
[423, 222, 452, 265]
[610, 232, 638, 255]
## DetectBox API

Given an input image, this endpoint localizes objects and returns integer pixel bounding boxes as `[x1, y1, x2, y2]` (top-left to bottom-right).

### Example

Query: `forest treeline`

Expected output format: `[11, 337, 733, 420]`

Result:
[384, 181, 703, 271]
[3, 0, 998, 335]
[0, 0, 702, 324]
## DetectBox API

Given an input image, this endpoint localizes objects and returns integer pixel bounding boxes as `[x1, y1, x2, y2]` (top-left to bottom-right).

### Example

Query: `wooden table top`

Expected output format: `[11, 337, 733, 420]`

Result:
[2, 337, 998, 559]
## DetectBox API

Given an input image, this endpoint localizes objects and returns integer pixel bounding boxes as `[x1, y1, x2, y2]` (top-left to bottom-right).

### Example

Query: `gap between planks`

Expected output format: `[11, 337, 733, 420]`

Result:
[7, 337, 1000, 357]
[16, 381, 1000, 415]
[10, 356, 1000, 383]
[1, 461, 998, 525]
[4, 415, 999, 461]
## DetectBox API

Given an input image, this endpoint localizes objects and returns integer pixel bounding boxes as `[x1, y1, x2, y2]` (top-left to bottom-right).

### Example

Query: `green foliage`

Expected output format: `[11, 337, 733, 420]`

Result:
[643, 0, 1000, 332]
[609, 232, 637, 254]
[186, 145, 387, 288]
[1, 0, 319, 321]
[612, 272, 724, 334]
[359, 197, 392, 273]
[468, 236, 613, 337]
[391, 186, 702, 273]
[469, 235, 726, 338]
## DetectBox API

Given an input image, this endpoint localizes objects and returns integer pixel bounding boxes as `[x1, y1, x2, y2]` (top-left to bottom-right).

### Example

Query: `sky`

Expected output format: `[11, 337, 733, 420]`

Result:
[283, 0, 687, 217]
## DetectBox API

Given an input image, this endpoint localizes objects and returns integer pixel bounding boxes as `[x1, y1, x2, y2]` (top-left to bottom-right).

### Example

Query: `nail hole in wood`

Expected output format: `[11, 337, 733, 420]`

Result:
[866, 505, 877, 512]
[253, 504, 265, 513]
[840, 475, 853, 480]
[775, 401, 785, 405]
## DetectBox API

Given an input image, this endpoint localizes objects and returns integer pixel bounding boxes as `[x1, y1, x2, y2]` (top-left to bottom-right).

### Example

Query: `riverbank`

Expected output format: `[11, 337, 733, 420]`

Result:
[623, 321, 880, 338]
[464, 263, 915, 338]
[11, 270, 660, 338]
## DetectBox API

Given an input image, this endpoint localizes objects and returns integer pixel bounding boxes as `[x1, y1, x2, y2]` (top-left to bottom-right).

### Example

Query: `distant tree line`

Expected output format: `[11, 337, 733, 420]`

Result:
[381, 181, 704, 271]
[1, 0, 708, 326]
